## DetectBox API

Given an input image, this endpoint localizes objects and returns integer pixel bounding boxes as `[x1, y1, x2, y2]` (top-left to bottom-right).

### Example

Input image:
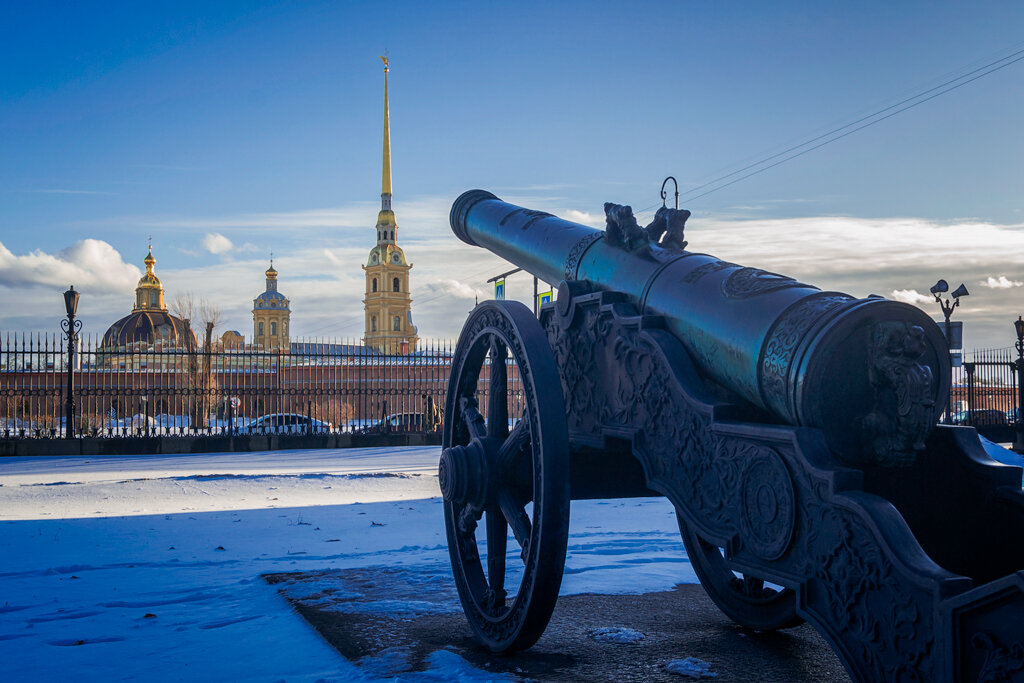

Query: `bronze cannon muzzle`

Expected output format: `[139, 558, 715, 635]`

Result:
[451, 189, 948, 468]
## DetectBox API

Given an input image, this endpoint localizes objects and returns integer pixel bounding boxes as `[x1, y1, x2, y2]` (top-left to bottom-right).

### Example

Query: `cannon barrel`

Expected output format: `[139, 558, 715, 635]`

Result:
[451, 189, 950, 467]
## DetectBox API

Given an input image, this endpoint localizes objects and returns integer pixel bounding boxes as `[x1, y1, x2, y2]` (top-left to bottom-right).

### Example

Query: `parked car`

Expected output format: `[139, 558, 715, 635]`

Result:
[951, 409, 1008, 427]
[241, 413, 332, 434]
[355, 412, 426, 435]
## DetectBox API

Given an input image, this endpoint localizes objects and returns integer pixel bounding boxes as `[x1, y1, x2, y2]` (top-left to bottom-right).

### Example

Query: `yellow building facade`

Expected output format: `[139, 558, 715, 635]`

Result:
[363, 56, 418, 354]
[252, 261, 291, 351]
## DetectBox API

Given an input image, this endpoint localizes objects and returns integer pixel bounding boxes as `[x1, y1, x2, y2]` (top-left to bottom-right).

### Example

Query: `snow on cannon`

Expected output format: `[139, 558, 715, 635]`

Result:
[439, 188, 1024, 681]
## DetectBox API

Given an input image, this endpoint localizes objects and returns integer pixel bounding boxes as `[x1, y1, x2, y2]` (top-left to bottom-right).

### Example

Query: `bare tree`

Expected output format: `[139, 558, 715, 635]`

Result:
[171, 292, 222, 430]
[171, 292, 221, 338]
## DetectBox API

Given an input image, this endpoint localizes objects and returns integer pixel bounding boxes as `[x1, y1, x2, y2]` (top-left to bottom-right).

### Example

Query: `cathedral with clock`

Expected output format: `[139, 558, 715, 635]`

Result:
[363, 56, 418, 354]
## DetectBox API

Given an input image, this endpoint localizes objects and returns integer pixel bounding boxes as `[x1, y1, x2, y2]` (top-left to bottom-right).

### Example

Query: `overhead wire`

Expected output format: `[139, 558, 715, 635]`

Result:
[672, 47, 1024, 207]
[679, 46, 1024, 202]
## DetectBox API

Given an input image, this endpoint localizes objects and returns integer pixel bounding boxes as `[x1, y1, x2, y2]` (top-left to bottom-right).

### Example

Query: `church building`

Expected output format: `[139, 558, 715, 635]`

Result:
[101, 246, 194, 350]
[252, 260, 291, 351]
[363, 56, 418, 354]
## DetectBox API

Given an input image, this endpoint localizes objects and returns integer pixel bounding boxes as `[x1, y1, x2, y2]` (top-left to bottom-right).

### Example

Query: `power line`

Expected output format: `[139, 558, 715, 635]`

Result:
[681, 50, 1024, 204]
[679, 47, 1024, 202]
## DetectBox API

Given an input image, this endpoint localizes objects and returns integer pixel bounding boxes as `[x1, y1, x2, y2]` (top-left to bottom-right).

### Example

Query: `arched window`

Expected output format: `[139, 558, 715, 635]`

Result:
[258, 321, 264, 336]
[393, 315, 401, 331]
[271, 322, 277, 336]
[371, 316, 377, 332]
[392, 277, 400, 292]
[372, 278, 378, 292]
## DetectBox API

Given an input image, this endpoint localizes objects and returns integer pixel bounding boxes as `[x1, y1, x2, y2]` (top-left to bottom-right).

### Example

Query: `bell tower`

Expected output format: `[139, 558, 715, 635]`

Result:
[363, 56, 418, 354]
[253, 259, 291, 351]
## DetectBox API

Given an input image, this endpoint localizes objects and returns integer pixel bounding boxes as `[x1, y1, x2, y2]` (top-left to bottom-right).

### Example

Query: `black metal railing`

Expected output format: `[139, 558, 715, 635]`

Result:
[950, 347, 1017, 429]
[0, 333, 526, 440]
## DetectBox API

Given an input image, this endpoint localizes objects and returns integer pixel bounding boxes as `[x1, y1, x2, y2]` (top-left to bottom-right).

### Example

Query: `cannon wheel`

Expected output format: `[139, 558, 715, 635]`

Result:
[440, 300, 570, 652]
[678, 515, 804, 631]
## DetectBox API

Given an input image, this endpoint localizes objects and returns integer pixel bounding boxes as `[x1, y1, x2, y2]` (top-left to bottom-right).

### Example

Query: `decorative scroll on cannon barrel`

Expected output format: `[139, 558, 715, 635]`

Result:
[439, 189, 1024, 682]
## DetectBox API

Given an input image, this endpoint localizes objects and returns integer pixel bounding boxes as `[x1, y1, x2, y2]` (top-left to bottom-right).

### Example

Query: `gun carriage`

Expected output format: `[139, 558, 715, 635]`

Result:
[439, 189, 1024, 682]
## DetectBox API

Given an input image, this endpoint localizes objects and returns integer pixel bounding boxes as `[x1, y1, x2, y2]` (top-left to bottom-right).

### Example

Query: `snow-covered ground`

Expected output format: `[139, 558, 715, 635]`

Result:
[0, 447, 692, 682]
[4, 439, 1021, 682]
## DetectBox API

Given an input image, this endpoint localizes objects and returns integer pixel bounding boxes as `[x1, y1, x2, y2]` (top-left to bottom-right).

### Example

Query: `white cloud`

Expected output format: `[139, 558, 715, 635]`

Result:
[0, 239, 141, 293]
[202, 233, 233, 254]
[981, 276, 1023, 289]
[11, 190, 1024, 350]
[422, 278, 485, 301]
[562, 209, 604, 228]
[323, 248, 344, 266]
[891, 289, 934, 306]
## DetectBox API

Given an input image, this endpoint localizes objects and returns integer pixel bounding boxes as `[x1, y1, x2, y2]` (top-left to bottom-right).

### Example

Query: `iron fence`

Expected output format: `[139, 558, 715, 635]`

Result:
[949, 347, 1019, 427]
[6, 328, 1023, 441]
[0, 333, 524, 440]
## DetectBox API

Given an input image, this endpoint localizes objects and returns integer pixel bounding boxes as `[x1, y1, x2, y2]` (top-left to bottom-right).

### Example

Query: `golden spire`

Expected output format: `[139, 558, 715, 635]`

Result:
[380, 54, 392, 201]
[144, 244, 155, 273]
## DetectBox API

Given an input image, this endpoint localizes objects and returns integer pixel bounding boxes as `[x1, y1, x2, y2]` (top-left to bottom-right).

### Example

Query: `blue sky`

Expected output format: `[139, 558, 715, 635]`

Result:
[2, 1, 1023, 348]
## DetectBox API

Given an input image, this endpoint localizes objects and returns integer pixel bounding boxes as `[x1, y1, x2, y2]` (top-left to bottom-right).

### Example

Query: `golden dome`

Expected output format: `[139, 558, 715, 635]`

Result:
[134, 246, 166, 311]
[137, 246, 162, 289]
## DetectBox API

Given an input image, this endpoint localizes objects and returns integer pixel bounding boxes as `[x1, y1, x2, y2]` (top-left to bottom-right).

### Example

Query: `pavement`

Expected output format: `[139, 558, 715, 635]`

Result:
[267, 566, 850, 682]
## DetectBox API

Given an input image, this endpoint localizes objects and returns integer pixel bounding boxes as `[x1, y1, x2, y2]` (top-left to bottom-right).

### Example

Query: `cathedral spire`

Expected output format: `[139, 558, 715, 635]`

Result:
[375, 55, 397, 245]
[380, 54, 392, 212]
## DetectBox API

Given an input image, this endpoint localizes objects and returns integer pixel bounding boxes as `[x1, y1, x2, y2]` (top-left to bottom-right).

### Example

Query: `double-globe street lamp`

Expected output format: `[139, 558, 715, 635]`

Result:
[930, 279, 968, 424]
[61, 286, 82, 438]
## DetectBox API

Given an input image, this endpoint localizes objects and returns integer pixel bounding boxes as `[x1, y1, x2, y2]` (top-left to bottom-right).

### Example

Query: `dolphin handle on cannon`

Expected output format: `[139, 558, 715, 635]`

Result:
[439, 189, 1024, 681]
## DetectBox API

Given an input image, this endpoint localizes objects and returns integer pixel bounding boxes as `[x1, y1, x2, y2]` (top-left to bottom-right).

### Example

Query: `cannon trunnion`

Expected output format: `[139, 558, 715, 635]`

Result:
[441, 191, 1024, 681]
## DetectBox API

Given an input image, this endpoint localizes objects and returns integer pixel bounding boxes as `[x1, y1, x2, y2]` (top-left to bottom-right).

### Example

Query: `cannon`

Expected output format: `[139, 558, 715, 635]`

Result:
[440, 189, 1024, 681]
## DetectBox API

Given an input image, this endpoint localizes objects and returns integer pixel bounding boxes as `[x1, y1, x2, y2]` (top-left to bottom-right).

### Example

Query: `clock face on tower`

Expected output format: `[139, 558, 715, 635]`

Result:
[391, 253, 401, 264]
[371, 253, 378, 264]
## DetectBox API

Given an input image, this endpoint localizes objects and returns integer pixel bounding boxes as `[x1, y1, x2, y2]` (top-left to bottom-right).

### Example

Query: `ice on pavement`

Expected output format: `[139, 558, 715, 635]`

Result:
[589, 626, 645, 643]
[665, 657, 718, 678]
[0, 446, 694, 681]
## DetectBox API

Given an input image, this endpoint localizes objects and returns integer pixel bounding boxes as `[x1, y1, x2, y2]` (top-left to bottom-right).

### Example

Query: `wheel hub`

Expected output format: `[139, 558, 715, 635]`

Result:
[439, 439, 491, 507]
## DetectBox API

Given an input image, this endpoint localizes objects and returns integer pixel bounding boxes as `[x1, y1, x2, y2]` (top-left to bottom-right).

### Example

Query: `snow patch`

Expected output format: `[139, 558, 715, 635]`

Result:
[589, 626, 645, 643]
[666, 657, 717, 678]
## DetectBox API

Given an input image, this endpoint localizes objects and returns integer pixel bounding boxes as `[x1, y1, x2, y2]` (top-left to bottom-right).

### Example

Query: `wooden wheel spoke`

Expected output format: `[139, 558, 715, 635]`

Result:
[485, 508, 508, 609]
[741, 576, 765, 597]
[487, 338, 509, 439]
[499, 490, 532, 558]
[496, 417, 529, 471]
[459, 397, 487, 440]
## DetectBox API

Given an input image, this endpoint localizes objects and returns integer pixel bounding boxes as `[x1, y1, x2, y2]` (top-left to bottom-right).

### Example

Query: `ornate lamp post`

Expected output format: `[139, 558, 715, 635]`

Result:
[930, 279, 968, 424]
[61, 286, 82, 439]
[1014, 318, 1024, 436]
[930, 279, 969, 341]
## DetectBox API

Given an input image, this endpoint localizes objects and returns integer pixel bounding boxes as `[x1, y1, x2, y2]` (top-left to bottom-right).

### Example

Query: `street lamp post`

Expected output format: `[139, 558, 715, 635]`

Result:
[142, 396, 149, 438]
[61, 286, 82, 439]
[1014, 317, 1024, 449]
[929, 279, 968, 424]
